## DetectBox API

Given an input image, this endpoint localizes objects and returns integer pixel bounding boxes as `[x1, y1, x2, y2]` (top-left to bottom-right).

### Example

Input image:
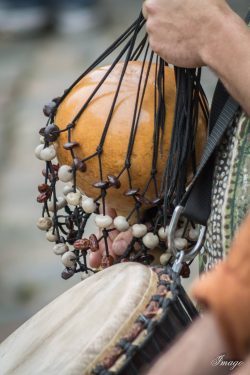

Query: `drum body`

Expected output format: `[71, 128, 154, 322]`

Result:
[0, 263, 198, 375]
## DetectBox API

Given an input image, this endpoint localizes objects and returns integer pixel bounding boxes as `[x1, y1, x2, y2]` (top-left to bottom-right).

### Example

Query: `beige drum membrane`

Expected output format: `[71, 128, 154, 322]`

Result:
[0, 263, 198, 375]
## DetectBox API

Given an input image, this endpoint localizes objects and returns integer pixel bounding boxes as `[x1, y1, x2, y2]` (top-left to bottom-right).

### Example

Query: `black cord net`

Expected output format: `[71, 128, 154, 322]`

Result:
[36, 12, 209, 280]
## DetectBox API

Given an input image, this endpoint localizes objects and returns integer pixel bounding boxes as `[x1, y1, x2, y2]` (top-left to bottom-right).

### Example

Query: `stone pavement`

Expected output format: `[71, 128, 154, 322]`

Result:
[0, 0, 248, 343]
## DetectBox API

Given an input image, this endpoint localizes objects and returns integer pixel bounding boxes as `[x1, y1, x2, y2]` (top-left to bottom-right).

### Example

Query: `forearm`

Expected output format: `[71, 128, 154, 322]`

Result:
[201, 5, 250, 115]
[146, 313, 229, 375]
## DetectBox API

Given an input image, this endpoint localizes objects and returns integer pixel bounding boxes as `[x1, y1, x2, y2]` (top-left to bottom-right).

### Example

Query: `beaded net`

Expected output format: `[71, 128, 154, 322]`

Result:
[36, 12, 208, 280]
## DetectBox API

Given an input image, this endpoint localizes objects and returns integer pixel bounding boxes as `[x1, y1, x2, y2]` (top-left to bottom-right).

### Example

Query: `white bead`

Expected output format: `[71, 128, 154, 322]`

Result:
[142, 232, 159, 249]
[37, 217, 52, 231]
[53, 243, 69, 255]
[61, 251, 77, 268]
[188, 228, 200, 241]
[58, 165, 73, 182]
[158, 226, 169, 240]
[66, 192, 82, 206]
[113, 216, 130, 232]
[175, 228, 185, 238]
[40, 146, 56, 161]
[63, 185, 74, 196]
[82, 197, 97, 214]
[132, 224, 147, 238]
[95, 214, 113, 229]
[48, 197, 67, 212]
[35, 144, 44, 160]
[174, 238, 188, 250]
[160, 253, 171, 266]
[46, 230, 58, 242]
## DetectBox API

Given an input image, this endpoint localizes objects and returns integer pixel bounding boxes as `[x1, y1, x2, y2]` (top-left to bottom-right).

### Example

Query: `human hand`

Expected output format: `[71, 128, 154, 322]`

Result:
[89, 207, 133, 268]
[142, 0, 231, 68]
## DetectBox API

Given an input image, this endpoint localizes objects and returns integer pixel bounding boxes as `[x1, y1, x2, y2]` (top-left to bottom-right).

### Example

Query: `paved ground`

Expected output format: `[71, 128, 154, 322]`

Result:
[0, 0, 248, 342]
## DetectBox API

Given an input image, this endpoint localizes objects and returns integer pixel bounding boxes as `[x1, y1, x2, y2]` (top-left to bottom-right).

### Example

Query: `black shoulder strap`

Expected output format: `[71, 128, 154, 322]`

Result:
[179, 9, 250, 225]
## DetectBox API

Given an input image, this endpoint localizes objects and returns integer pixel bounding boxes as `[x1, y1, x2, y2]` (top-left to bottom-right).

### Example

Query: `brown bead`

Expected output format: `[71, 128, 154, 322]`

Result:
[102, 346, 124, 369]
[123, 322, 143, 341]
[144, 301, 159, 318]
[107, 175, 121, 189]
[74, 239, 90, 251]
[63, 142, 79, 150]
[37, 193, 48, 203]
[157, 285, 168, 296]
[38, 183, 50, 193]
[44, 124, 60, 142]
[93, 181, 109, 190]
[180, 263, 190, 278]
[89, 234, 99, 252]
[124, 188, 139, 197]
[101, 255, 114, 269]
[73, 158, 87, 172]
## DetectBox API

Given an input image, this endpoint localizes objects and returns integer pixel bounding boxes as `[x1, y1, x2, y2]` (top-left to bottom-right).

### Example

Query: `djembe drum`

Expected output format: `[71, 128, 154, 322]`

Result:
[0, 263, 198, 375]
[34, 12, 208, 277]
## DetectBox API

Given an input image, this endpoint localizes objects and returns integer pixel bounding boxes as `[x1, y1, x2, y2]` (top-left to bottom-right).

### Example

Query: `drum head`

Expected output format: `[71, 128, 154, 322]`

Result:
[0, 263, 158, 375]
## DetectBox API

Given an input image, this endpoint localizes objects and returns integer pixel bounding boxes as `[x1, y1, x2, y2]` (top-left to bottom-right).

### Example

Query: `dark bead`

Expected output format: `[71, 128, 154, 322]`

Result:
[37, 193, 48, 203]
[93, 181, 109, 190]
[73, 158, 87, 172]
[151, 197, 163, 206]
[107, 175, 121, 189]
[61, 268, 75, 280]
[39, 127, 45, 136]
[67, 231, 78, 245]
[135, 194, 151, 205]
[52, 97, 61, 104]
[74, 239, 90, 251]
[52, 164, 60, 172]
[180, 263, 190, 278]
[63, 142, 79, 150]
[139, 254, 154, 265]
[89, 234, 99, 252]
[101, 255, 114, 269]
[124, 188, 140, 197]
[65, 217, 74, 230]
[43, 101, 56, 117]
[38, 183, 50, 193]
[44, 124, 60, 142]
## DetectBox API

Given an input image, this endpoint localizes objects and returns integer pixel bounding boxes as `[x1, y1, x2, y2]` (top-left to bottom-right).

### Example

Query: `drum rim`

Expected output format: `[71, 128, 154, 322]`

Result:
[92, 265, 197, 375]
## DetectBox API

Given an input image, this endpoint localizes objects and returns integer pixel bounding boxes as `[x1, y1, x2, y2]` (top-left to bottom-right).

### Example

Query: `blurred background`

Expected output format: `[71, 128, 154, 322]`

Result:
[0, 0, 249, 342]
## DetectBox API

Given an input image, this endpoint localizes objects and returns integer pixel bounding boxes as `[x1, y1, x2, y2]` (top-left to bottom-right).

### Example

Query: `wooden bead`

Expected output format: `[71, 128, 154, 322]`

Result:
[46, 230, 58, 242]
[40, 146, 57, 161]
[160, 253, 171, 266]
[37, 217, 52, 231]
[107, 175, 121, 189]
[142, 232, 159, 249]
[132, 224, 147, 238]
[124, 188, 139, 197]
[93, 181, 109, 190]
[35, 144, 44, 160]
[89, 234, 99, 252]
[82, 197, 96, 214]
[73, 239, 90, 251]
[66, 192, 82, 206]
[113, 216, 129, 232]
[95, 214, 113, 229]
[58, 165, 73, 182]
[61, 251, 77, 268]
[101, 255, 114, 269]
[53, 243, 69, 255]
[63, 142, 79, 150]
[44, 124, 60, 142]
[158, 226, 169, 241]
[174, 238, 188, 250]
